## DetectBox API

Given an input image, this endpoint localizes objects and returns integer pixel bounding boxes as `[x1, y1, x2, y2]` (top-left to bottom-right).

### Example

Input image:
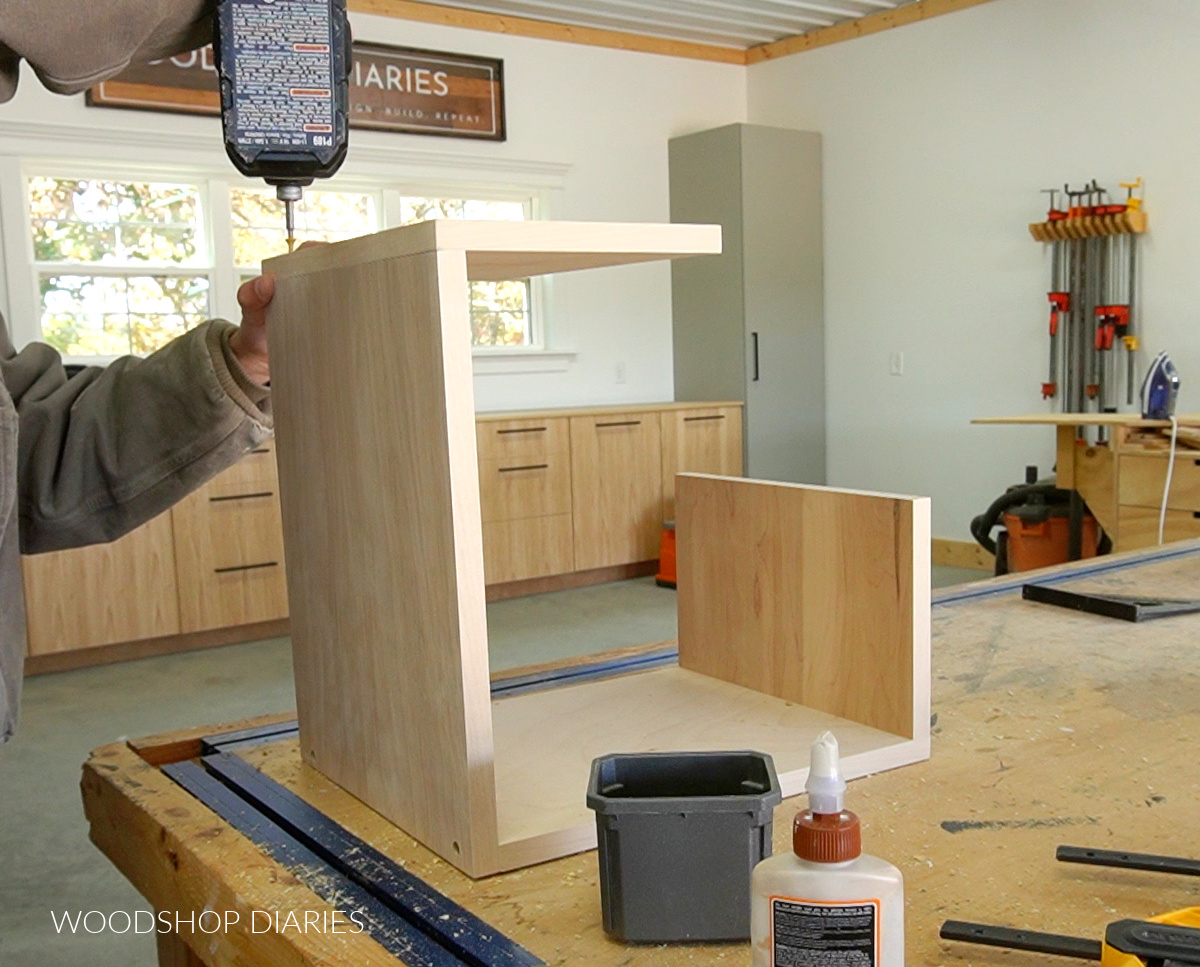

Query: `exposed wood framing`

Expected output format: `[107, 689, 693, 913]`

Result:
[746, 0, 1004, 64]
[931, 538, 993, 572]
[347, 0, 1005, 66]
[347, 0, 746, 64]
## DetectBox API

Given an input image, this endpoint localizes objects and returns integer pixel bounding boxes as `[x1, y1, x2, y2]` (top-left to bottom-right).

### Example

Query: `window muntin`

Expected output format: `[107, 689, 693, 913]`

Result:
[28, 177, 209, 356]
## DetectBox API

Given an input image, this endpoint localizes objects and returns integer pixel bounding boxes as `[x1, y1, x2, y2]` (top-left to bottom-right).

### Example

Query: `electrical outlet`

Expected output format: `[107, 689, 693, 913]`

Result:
[615, 361, 627, 384]
[889, 351, 904, 376]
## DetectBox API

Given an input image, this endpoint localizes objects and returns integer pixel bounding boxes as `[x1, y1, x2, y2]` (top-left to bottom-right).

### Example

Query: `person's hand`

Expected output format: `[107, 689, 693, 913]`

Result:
[229, 274, 273, 386]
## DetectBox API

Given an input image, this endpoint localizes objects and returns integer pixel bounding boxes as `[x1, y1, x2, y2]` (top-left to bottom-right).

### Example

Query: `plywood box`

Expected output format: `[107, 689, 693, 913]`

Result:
[265, 220, 930, 878]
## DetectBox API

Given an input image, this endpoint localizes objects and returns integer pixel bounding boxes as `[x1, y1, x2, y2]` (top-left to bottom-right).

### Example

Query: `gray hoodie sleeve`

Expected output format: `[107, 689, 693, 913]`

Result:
[0, 1, 214, 102]
[7, 319, 272, 554]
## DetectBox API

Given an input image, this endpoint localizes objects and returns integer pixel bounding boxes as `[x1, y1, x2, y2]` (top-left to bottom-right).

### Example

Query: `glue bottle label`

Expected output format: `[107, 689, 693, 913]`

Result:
[770, 898, 879, 966]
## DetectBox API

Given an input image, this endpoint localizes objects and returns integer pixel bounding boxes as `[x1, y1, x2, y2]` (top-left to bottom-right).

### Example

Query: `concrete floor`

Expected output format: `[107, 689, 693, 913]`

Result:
[0, 567, 983, 965]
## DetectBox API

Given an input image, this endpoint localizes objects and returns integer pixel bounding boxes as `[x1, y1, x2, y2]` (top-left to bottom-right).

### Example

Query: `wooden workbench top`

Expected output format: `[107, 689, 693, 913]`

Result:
[84, 543, 1200, 966]
[974, 412, 1200, 427]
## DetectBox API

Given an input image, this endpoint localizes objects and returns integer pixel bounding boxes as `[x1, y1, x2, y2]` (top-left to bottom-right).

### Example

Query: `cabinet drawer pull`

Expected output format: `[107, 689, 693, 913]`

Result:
[214, 561, 278, 575]
[498, 463, 549, 473]
[683, 414, 726, 422]
[595, 420, 641, 429]
[250, 447, 272, 454]
[497, 426, 548, 435]
[210, 491, 274, 503]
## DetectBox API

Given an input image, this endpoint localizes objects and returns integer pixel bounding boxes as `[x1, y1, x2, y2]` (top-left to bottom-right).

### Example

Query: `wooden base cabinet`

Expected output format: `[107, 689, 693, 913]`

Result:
[23, 404, 742, 663]
[477, 416, 574, 584]
[661, 405, 743, 518]
[21, 510, 179, 656]
[569, 411, 663, 571]
[171, 442, 289, 633]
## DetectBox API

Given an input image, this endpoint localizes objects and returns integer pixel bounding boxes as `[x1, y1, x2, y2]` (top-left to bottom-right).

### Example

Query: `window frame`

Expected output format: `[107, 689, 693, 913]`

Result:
[10, 159, 550, 364]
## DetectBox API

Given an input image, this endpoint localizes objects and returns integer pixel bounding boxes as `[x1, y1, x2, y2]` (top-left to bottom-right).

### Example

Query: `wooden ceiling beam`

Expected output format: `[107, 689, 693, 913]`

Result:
[746, 0, 1003, 63]
[348, 0, 1004, 65]
[347, 0, 749, 64]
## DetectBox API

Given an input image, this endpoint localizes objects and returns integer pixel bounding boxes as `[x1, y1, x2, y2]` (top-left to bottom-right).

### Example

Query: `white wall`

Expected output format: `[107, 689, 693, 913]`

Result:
[748, 0, 1200, 539]
[0, 13, 746, 412]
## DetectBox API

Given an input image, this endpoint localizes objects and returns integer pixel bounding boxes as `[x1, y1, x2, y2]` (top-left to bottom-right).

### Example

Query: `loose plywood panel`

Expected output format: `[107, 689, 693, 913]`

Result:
[676, 474, 930, 740]
[268, 247, 499, 875]
[490, 666, 913, 870]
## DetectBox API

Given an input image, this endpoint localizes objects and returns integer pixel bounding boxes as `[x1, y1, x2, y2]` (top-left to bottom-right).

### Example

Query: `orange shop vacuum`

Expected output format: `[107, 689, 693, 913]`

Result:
[970, 466, 1109, 575]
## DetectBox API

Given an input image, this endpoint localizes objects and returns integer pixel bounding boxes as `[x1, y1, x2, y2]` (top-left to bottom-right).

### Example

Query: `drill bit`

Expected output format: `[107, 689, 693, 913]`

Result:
[276, 183, 303, 254]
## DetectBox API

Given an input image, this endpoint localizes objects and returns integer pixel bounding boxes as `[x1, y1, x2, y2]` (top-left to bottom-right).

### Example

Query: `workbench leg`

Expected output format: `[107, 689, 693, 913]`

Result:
[1068, 490, 1084, 561]
[156, 929, 205, 967]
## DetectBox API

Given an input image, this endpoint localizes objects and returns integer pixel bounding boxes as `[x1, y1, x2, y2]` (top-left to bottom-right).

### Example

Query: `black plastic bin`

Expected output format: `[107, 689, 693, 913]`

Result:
[585, 750, 781, 943]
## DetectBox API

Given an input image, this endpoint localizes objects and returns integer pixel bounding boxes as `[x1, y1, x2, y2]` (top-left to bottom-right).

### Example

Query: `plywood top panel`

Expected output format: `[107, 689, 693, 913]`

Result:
[974, 413, 1200, 427]
[265, 219, 722, 282]
[490, 666, 907, 847]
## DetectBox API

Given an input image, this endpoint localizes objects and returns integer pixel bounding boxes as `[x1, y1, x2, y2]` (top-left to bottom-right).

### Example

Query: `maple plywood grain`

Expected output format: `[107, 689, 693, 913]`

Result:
[676, 474, 931, 740]
[490, 666, 914, 869]
[268, 246, 500, 877]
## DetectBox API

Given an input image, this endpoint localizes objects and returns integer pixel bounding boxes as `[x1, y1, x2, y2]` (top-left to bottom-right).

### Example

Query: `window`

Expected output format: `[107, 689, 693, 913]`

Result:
[230, 187, 379, 282]
[28, 177, 210, 356]
[393, 197, 532, 348]
[21, 170, 540, 359]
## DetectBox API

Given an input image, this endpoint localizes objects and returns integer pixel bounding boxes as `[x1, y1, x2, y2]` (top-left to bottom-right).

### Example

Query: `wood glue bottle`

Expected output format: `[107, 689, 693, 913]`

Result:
[750, 731, 904, 966]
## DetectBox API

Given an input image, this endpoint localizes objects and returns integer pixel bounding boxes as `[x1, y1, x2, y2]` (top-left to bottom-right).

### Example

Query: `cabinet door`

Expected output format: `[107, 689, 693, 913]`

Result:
[661, 406, 743, 518]
[172, 443, 288, 632]
[570, 413, 663, 571]
[22, 511, 179, 655]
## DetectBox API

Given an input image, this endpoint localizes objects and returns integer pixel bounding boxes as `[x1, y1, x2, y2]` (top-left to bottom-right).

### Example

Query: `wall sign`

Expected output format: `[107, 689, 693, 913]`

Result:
[87, 42, 505, 141]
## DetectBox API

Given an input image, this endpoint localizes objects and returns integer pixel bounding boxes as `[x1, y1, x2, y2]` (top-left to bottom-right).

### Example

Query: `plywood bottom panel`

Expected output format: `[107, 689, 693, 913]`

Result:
[489, 666, 924, 873]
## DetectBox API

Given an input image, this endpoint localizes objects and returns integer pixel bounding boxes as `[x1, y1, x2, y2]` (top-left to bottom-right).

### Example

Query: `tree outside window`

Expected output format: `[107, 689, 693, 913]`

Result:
[28, 177, 209, 357]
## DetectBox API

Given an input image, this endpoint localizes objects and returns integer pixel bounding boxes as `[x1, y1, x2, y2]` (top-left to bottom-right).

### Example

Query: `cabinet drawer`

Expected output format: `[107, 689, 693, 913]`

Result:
[477, 418, 568, 462]
[199, 494, 286, 570]
[207, 441, 279, 498]
[482, 514, 574, 584]
[185, 563, 289, 631]
[661, 406, 743, 517]
[1119, 452, 1200, 512]
[172, 487, 288, 633]
[1117, 504, 1200, 550]
[478, 455, 571, 523]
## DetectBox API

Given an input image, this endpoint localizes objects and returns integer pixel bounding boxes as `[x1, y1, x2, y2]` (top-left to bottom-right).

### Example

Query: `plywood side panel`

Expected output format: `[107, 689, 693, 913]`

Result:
[676, 474, 930, 738]
[22, 512, 179, 654]
[268, 248, 498, 875]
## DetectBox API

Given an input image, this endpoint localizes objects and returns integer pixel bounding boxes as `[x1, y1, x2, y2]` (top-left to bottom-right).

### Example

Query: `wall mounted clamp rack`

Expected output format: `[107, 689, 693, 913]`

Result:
[265, 220, 931, 878]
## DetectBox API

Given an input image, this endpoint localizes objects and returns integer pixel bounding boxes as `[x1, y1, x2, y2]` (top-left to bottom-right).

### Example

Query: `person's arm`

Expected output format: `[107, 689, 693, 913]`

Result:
[6, 277, 275, 555]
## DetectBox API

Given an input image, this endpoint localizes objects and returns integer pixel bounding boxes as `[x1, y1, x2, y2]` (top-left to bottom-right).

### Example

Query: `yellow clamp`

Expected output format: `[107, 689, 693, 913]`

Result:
[1120, 177, 1144, 212]
[1103, 905, 1200, 967]
[1123, 334, 1140, 351]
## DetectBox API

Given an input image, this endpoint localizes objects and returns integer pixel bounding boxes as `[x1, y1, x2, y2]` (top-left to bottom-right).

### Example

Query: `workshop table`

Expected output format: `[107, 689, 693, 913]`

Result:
[974, 413, 1200, 555]
[84, 541, 1200, 966]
